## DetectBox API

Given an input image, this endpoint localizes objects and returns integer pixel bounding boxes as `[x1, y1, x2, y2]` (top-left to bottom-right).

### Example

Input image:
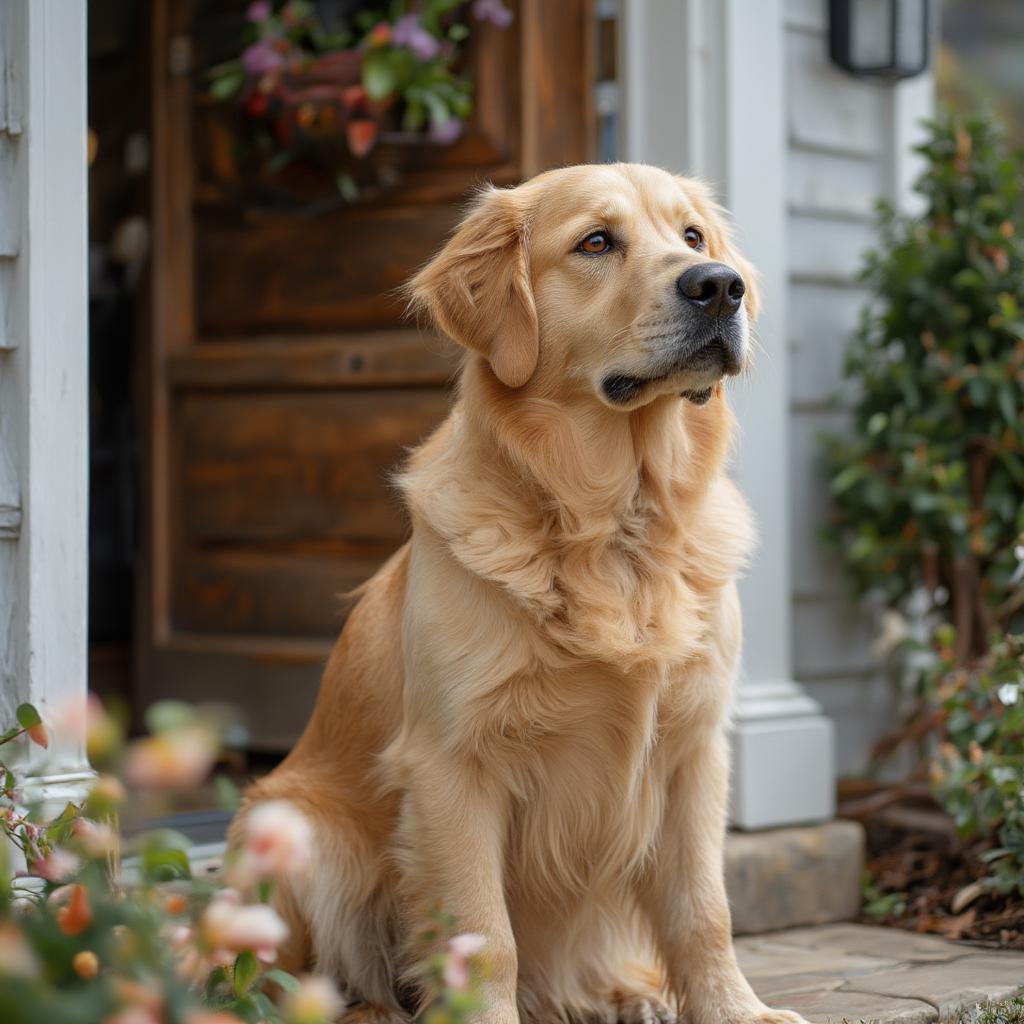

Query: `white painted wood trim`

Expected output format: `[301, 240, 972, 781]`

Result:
[889, 65, 935, 215]
[1, 0, 92, 806]
[621, 0, 835, 829]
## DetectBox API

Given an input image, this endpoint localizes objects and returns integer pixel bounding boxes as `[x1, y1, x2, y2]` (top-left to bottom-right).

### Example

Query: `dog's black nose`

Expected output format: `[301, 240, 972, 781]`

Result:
[677, 262, 745, 319]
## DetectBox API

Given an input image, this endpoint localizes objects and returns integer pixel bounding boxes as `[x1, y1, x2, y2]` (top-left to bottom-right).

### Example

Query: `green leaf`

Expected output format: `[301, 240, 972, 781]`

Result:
[140, 846, 191, 883]
[205, 964, 230, 1000]
[210, 68, 245, 101]
[265, 968, 301, 992]
[233, 950, 261, 997]
[997, 383, 1016, 425]
[215, 773, 241, 812]
[145, 700, 193, 735]
[863, 892, 906, 920]
[15, 704, 41, 730]
[363, 50, 397, 101]
[867, 412, 889, 436]
[831, 464, 864, 495]
[3, 768, 14, 793]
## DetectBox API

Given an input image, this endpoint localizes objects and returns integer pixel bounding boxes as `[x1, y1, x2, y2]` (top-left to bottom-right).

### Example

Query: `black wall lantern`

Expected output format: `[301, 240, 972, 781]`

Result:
[829, 0, 931, 81]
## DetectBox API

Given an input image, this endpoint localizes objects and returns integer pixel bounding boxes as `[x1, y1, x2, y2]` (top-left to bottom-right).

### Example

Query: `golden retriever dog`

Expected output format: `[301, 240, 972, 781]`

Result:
[231, 163, 808, 1024]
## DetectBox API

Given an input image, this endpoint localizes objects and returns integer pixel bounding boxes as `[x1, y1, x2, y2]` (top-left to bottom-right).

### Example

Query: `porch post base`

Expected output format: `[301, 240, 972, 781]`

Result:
[18, 767, 96, 813]
[730, 680, 835, 831]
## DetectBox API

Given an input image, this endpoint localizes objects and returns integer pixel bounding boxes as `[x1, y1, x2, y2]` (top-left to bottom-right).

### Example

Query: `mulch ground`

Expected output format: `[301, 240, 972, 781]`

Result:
[838, 781, 1024, 950]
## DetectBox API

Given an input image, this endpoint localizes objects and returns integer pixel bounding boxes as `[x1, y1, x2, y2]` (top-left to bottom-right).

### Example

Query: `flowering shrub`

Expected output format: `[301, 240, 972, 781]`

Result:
[0, 698, 487, 1024]
[208, 0, 512, 173]
[927, 630, 1024, 896]
[823, 109, 1024, 920]
[822, 110, 1024, 664]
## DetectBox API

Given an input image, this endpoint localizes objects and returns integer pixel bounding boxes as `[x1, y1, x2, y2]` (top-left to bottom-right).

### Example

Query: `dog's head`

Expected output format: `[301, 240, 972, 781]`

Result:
[407, 163, 757, 410]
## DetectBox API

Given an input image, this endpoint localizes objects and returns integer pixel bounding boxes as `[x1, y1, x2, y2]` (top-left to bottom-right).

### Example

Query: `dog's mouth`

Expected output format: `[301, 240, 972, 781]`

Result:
[601, 337, 739, 407]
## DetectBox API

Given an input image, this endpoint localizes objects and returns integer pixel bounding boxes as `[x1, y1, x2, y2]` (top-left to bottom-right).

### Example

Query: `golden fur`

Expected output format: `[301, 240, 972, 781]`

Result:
[232, 163, 807, 1024]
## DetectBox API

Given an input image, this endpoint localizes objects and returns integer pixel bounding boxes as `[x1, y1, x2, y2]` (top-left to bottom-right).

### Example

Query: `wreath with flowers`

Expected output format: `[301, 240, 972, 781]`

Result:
[207, 0, 513, 202]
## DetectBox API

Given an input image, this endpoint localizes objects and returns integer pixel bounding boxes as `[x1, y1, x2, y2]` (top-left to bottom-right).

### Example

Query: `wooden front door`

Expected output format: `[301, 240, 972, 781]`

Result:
[141, 0, 595, 749]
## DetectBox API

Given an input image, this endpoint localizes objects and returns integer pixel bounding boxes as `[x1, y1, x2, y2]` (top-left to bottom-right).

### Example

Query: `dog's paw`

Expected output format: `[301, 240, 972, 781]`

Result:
[606, 991, 677, 1024]
[691, 1002, 809, 1024]
[339, 1003, 411, 1024]
[744, 1009, 808, 1024]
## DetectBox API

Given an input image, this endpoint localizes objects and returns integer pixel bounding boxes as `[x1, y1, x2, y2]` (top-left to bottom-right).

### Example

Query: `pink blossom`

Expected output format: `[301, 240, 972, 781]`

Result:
[201, 897, 288, 961]
[169, 924, 193, 950]
[242, 39, 286, 77]
[54, 693, 122, 764]
[31, 847, 80, 883]
[124, 727, 217, 789]
[472, 0, 514, 28]
[282, 974, 346, 1024]
[72, 818, 119, 859]
[246, 1, 272, 22]
[0, 922, 40, 978]
[229, 800, 313, 888]
[391, 14, 441, 61]
[442, 932, 486, 992]
[104, 1011, 161, 1024]
[428, 118, 462, 146]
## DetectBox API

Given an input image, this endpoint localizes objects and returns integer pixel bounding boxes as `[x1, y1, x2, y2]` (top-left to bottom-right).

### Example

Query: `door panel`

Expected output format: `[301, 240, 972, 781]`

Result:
[195, 205, 465, 334]
[178, 389, 448, 546]
[143, 0, 595, 749]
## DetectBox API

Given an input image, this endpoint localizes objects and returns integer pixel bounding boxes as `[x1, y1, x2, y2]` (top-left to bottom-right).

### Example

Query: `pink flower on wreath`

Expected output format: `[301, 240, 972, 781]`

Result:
[246, 1, 272, 23]
[242, 39, 286, 77]
[472, 0, 514, 28]
[391, 14, 441, 61]
[428, 118, 462, 145]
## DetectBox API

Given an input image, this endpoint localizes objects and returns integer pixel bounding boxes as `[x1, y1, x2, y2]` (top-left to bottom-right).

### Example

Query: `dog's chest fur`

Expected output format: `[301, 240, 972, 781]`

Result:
[399, 400, 753, 896]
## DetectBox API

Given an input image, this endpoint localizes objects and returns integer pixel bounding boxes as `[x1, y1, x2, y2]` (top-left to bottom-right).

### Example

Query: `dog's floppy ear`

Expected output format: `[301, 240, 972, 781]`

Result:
[406, 186, 538, 388]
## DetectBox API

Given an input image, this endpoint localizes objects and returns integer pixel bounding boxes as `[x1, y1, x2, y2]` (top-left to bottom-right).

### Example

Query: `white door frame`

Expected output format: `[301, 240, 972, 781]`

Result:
[0, 0, 92, 805]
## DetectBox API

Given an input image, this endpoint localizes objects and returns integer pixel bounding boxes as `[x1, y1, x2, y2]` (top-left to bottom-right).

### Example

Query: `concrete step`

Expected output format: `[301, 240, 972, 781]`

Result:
[727, 820, 866, 935]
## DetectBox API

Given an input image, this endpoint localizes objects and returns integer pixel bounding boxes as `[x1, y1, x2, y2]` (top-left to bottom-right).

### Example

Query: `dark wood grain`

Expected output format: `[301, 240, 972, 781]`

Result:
[195, 204, 464, 334]
[168, 332, 460, 390]
[175, 550, 384, 636]
[178, 389, 448, 545]
[142, 0, 597, 748]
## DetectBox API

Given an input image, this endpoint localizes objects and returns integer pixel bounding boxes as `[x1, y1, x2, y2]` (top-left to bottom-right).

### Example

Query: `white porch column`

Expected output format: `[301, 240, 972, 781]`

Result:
[0, 1, 92, 805]
[621, 0, 834, 829]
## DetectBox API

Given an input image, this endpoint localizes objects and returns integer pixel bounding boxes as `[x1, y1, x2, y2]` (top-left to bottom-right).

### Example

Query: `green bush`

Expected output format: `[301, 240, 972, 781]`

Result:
[823, 109, 1024, 663]
[823, 108, 1024, 900]
[927, 629, 1024, 896]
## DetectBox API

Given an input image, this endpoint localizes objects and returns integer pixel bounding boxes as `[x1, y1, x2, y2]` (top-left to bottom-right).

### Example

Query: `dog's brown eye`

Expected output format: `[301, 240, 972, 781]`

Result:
[684, 227, 704, 251]
[578, 232, 612, 255]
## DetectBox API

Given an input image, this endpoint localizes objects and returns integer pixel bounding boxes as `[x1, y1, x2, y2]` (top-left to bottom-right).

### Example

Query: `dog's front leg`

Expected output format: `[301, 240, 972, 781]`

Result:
[400, 758, 520, 1024]
[638, 728, 807, 1024]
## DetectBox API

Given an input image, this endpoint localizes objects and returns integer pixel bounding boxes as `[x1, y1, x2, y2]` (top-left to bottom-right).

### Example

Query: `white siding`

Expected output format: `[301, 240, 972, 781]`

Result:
[783, 0, 932, 774]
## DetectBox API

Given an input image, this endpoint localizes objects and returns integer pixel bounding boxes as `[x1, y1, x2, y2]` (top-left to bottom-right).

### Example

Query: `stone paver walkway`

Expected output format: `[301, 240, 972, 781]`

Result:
[738, 923, 1024, 1023]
